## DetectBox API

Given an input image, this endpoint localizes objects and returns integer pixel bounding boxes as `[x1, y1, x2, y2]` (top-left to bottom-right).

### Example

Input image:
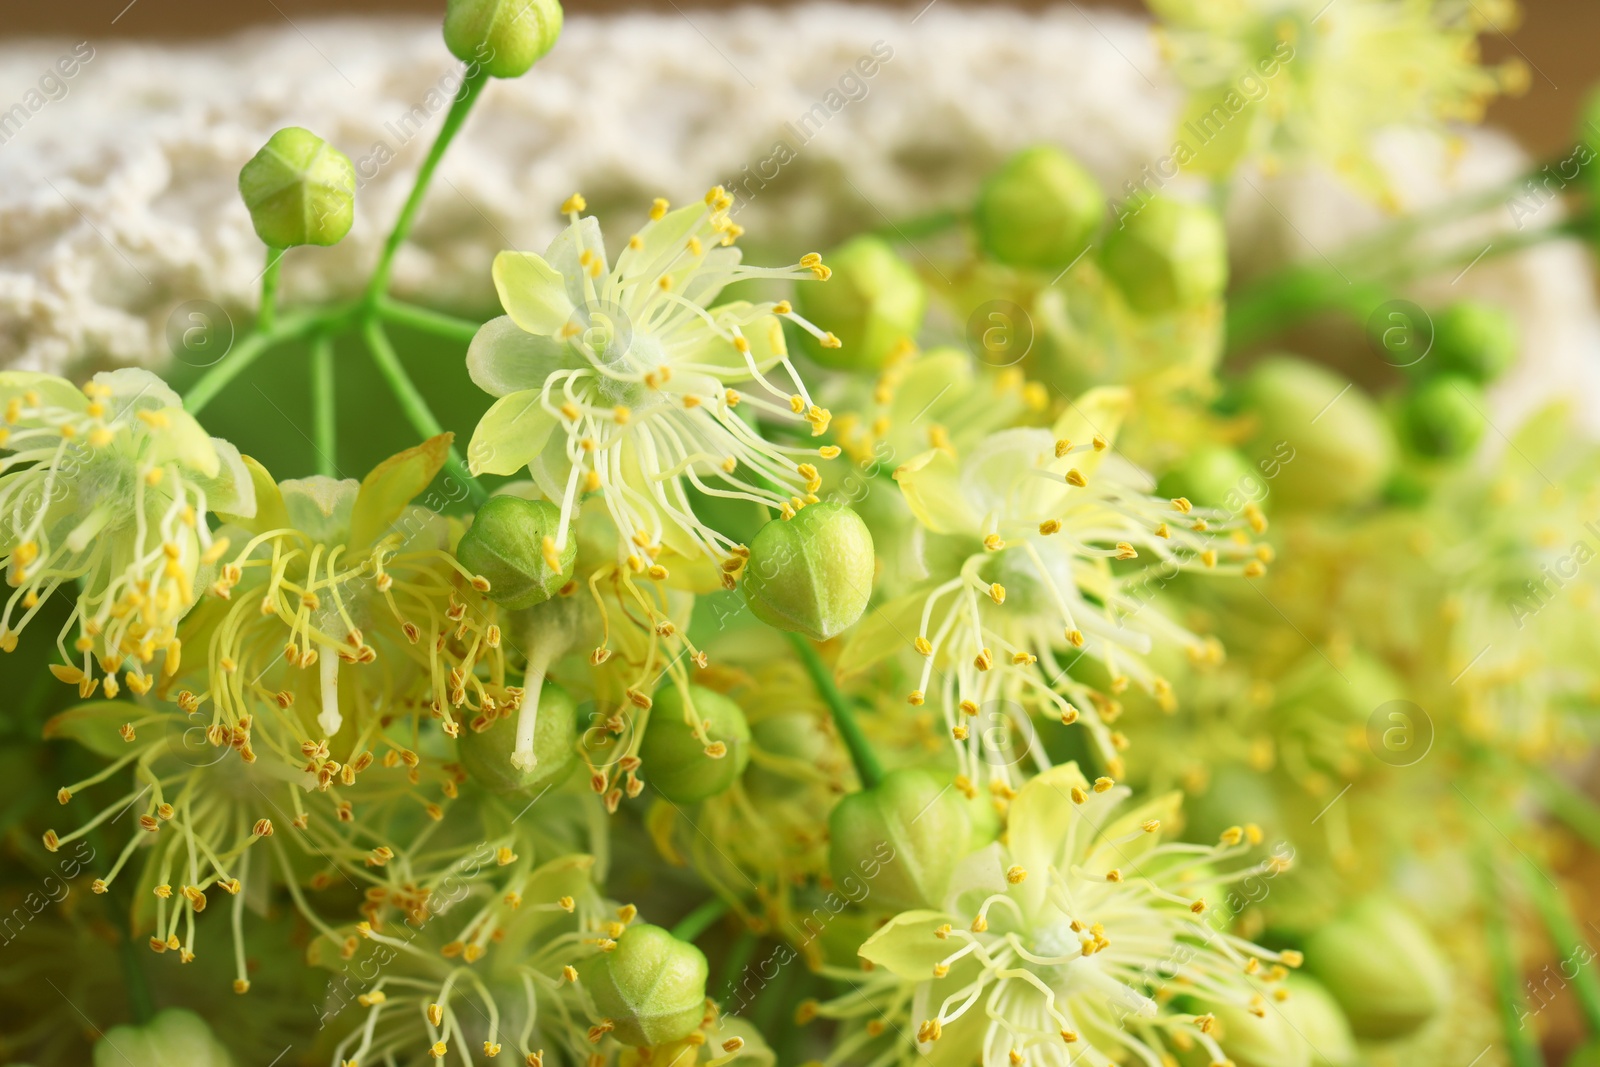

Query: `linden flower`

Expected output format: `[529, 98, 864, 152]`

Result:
[1150, 0, 1528, 200]
[466, 189, 842, 573]
[849, 388, 1265, 782]
[852, 764, 1300, 1067]
[0, 369, 252, 697]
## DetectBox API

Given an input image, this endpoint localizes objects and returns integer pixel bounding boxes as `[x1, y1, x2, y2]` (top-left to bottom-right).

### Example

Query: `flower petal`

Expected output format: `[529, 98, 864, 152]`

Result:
[348, 434, 452, 550]
[493, 251, 577, 336]
[467, 316, 582, 398]
[1006, 762, 1092, 916]
[857, 909, 958, 980]
[894, 448, 978, 536]
[190, 437, 257, 518]
[467, 389, 559, 477]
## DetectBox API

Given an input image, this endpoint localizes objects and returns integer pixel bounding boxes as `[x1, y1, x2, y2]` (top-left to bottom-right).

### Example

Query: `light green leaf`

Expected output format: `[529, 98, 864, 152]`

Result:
[857, 909, 958, 980]
[467, 390, 558, 476]
[349, 434, 452, 550]
[493, 251, 576, 336]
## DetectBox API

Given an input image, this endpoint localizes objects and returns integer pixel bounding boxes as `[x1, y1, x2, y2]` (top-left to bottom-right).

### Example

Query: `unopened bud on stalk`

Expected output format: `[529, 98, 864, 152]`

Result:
[1281, 975, 1360, 1067]
[828, 768, 970, 912]
[639, 685, 751, 804]
[1156, 445, 1256, 511]
[1428, 301, 1517, 383]
[975, 145, 1103, 273]
[455, 496, 575, 610]
[576, 924, 708, 1047]
[1100, 196, 1227, 315]
[237, 127, 356, 248]
[1397, 374, 1486, 459]
[444, 0, 564, 79]
[743, 502, 874, 641]
[1303, 896, 1449, 1040]
[1188, 997, 1309, 1067]
[794, 236, 925, 371]
[458, 680, 578, 794]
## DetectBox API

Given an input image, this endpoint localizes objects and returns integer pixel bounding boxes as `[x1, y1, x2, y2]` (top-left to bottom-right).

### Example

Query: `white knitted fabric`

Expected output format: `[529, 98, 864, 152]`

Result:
[0, 4, 1594, 429]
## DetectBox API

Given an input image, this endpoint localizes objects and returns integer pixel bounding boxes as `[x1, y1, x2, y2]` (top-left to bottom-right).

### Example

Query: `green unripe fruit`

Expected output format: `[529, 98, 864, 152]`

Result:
[1429, 302, 1517, 382]
[640, 685, 751, 804]
[746, 712, 832, 800]
[1282, 976, 1360, 1067]
[828, 768, 970, 912]
[975, 146, 1103, 273]
[1398, 374, 1486, 459]
[444, 0, 563, 79]
[1304, 896, 1450, 1040]
[457, 682, 578, 794]
[1156, 446, 1257, 511]
[794, 236, 925, 371]
[1239, 356, 1395, 511]
[237, 128, 355, 249]
[456, 496, 575, 610]
[94, 1009, 235, 1067]
[577, 924, 708, 1047]
[743, 503, 874, 641]
[1100, 196, 1227, 315]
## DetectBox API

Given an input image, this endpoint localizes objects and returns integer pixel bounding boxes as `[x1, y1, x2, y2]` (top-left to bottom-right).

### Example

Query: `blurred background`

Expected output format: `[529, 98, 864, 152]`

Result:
[3, 0, 1595, 158]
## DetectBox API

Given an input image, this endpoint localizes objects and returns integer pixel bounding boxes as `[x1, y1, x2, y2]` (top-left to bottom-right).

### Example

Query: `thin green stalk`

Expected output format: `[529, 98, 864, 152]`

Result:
[378, 297, 485, 345]
[1535, 774, 1600, 852]
[183, 307, 335, 416]
[1367, 215, 1589, 288]
[364, 68, 490, 305]
[784, 630, 883, 789]
[1520, 857, 1600, 1034]
[258, 246, 284, 331]
[1477, 845, 1544, 1067]
[310, 333, 337, 477]
[361, 319, 487, 506]
[671, 897, 729, 943]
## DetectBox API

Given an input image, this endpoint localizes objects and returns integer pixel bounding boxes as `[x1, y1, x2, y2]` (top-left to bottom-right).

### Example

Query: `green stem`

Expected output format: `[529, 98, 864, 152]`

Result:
[1367, 215, 1588, 288]
[183, 307, 336, 416]
[784, 630, 883, 789]
[258, 246, 284, 331]
[361, 318, 488, 507]
[378, 297, 485, 346]
[120, 913, 156, 1024]
[310, 333, 337, 477]
[1477, 845, 1544, 1067]
[364, 68, 490, 306]
[1520, 856, 1600, 1034]
[671, 897, 729, 943]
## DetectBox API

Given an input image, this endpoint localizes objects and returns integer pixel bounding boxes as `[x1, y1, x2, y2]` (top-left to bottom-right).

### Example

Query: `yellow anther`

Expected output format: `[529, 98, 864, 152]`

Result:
[561, 193, 587, 214]
[650, 197, 669, 221]
[1065, 469, 1087, 487]
[1005, 865, 1028, 884]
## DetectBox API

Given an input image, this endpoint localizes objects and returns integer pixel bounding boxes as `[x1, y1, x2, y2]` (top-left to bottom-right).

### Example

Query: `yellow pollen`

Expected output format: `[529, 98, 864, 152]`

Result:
[561, 193, 587, 214]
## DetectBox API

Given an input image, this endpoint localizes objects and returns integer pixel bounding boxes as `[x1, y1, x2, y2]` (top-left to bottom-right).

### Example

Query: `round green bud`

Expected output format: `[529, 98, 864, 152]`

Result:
[1398, 374, 1486, 459]
[1282, 976, 1360, 1067]
[1239, 356, 1395, 511]
[1156, 446, 1257, 511]
[237, 127, 355, 249]
[1429, 302, 1517, 382]
[577, 924, 708, 1047]
[640, 685, 751, 804]
[456, 496, 576, 610]
[1304, 896, 1450, 1040]
[1191, 998, 1309, 1067]
[743, 503, 874, 641]
[444, 0, 563, 79]
[794, 236, 926, 371]
[457, 681, 578, 794]
[1100, 196, 1227, 316]
[94, 1009, 235, 1067]
[827, 768, 970, 912]
[746, 711, 833, 800]
[974, 145, 1103, 273]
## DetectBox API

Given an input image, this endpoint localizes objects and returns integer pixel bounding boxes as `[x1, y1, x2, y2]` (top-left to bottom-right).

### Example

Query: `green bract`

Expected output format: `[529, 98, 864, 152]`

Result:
[640, 684, 751, 803]
[455, 494, 575, 609]
[444, 0, 563, 79]
[743, 503, 874, 641]
[1398, 374, 1486, 459]
[1303, 896, 1450, 1040]
[1239, 356, 1395, 511]
[827, 767, 970, 912]
[457, 680, 578, 794]
[1100, 196, 1227, 315]
[1429, 302, 1517, 383]
[793, 235, 925, 370]
[578, 923, 708, 1047]
[237, 127, 355, 248]
[974, 145, 1103, 273]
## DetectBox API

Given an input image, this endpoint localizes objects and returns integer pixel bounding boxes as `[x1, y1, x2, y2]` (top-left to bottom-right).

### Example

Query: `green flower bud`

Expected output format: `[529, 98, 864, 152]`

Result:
[456, 496, 575, 610]
[237, 127, 355, 249]
[640, 685, 751, 804]
[1193, 998, 1309, 1067]
[743, 503, 874, 641]
[1282, 976, 1360, 1067]
[1398, 374, 1486, 459]
[794, 236, 925, 371]
[577, 924, 708, 1047]
[974, 145, 1103, 273]
[444, 0, 563, 79]
[1239, 356, 1395, 511]
[1304, 896, 1450, 1040]
[457, 681, 578, 794]
[746, 711, 833, 800]
[1429, 302, 1517, 382]
[1156, 446, 1257, 511]
[1100, 196, 1227, 316]
[94, 1009, 235, 1067]
[828, 768, 970, 912]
